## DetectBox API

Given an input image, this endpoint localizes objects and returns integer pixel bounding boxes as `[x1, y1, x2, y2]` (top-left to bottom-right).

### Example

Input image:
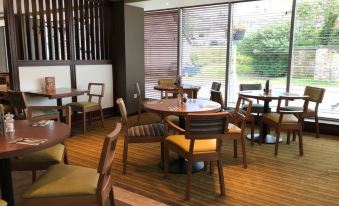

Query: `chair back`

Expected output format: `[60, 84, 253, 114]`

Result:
[234, 96, 253, 122]
[8, 90, 28, 118]
[27, 106, 72, 128]
[210, 90, 224, 106]
[304, 86, 325, 104]
[97, 123, 121, 205]
[185, 112, 229, 141]
[158, 79, 175, 85]
[88, 83, 105, 105]
[211, 82, 221, 91]
[135, 82, 142, 104]
[239, 84, 262, 91]
[116, 98, 128, 125]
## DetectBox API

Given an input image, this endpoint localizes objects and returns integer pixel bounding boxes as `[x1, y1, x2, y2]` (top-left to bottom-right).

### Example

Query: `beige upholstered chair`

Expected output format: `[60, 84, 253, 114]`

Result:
[116, 98, 164, 174]
[260, 96, 309, 156]
[11, 106, 71, 182]
[164, 112, 229, 200]
[8, 91, 59, 120]
[21, 123, 121, 206]
[282, 86, 325, 138]
[67, 83, 105, 133]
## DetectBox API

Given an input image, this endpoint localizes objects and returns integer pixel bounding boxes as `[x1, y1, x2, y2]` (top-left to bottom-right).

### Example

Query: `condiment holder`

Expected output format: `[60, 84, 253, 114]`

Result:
[4, 113, 15, 133]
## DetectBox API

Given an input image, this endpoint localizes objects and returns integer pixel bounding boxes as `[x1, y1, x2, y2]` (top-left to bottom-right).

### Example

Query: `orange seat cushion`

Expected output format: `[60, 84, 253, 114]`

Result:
[165, 135, 216, 153]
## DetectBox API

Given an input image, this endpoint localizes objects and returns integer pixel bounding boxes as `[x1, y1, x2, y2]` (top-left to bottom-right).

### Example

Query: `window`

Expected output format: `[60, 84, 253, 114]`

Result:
[144, 10, 179, 99]
[180, 4, 229, 99]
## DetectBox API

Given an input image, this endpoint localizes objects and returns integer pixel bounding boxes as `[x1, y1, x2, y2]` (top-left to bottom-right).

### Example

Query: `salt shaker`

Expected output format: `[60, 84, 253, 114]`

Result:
[4, 113, 15, 133]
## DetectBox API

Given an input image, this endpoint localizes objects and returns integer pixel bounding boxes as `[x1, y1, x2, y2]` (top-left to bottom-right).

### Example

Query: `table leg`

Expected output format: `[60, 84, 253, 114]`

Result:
[0, 159, 14, 206]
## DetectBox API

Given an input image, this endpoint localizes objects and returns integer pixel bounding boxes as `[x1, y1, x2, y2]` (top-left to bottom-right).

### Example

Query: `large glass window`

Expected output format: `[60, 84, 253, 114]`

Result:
[144, 10, 179, 99]
[180, 4, 229, 99]
[227, 0, 293, 106]
[291, 0, 339, 119]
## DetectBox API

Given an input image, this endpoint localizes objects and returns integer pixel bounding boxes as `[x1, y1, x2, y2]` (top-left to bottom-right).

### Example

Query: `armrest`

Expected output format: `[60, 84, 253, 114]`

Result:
[164, 116, 185, 133]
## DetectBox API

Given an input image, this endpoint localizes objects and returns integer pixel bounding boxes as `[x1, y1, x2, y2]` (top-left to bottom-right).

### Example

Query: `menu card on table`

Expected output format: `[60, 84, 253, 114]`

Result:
[45, 77, 55, 91]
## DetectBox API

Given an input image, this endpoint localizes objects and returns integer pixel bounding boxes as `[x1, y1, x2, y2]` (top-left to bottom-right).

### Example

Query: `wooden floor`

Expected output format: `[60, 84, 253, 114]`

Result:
[14, 112, 339, 205]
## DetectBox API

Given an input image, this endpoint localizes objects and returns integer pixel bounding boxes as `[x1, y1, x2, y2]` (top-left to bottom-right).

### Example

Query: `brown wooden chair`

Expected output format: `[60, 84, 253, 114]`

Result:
[67, 83, 105, 133]
[163, 112, 229, 200]
[8, 90, 59, 120]
[239, 83, 270, 114]
[135, 82, 156, 123]
[260, 96, 309, 156]
[116, 98, 164, 175]
[282, 86, 325, 138]
[210, 90, 224, 108]
[11, 106, 71, 182]
[21, 123, 121, 206]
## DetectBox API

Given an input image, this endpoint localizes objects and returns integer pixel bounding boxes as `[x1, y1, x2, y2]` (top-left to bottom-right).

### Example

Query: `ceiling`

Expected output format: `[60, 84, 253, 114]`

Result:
[126, 0, 243, 11]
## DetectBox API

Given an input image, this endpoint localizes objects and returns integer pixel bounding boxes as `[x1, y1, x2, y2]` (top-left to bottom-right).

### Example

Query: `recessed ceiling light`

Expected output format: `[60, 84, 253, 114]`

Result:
[165, 2, 169, 5]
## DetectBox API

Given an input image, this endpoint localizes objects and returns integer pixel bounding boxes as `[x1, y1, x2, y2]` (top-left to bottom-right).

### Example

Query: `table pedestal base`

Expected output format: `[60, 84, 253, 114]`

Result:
[0, 159, 14, 206]
[246, 133, 283, 144]
[160, 156, 205, 174]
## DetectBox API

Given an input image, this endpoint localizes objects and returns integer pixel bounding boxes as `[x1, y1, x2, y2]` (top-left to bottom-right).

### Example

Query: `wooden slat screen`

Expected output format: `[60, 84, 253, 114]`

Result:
[144, 10, 179, 99]
[13, 0, 109, 61]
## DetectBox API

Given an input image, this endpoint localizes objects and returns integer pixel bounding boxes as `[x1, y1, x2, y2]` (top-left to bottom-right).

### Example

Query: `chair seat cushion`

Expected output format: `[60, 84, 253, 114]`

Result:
[128, 123, 164, 137]
[261, 113, 298, 123]
[167, 115, 179, 126]
[31, 109, 59, 118]
[242, 103, 271, 113]
[280, 106, 314, 113]
[67, 102, 99, 110]
[227, 123, 241, 134]
[23, 164, 99, 198]
[0, 199, 7, 206]
[165, 135, 216, 153]
[12, 144, 65, 164]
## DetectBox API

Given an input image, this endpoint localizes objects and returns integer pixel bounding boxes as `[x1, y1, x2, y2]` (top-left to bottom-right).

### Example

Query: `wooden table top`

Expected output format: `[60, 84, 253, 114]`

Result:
[154, 84, 201, 92]
[143, 98, 221, 116]
[0, 120, 71, 159]
[238, 90, 304, 101]
[24, 88, 88, 99]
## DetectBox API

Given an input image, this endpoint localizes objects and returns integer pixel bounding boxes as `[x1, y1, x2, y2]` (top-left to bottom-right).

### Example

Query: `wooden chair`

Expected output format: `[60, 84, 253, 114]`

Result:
[116, 98, 164, 174]
[225, 96, 253, 168]
[158, 79, 176, 99]
[11, 106, 72, 182]
[135, 82, 155, 123]
[211, 82, 221, 91]
[163, 112, 229, 200]
[260, 96, 309, 156]
[8, 90, 59, 120]
[282, 86, 325, 138]
[67, 83, 105, 133]
[210, 90, 224, 108]
[239, 83, 270, 114]
[21, 123, 121, 206]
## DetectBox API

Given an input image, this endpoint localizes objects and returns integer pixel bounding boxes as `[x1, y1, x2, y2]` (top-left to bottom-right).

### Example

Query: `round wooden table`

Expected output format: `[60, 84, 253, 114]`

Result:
[238, 90, 304, 143]
[0, 120, 71, 206]
[144, 98, 221, 173]
[154, 84, 201, 99]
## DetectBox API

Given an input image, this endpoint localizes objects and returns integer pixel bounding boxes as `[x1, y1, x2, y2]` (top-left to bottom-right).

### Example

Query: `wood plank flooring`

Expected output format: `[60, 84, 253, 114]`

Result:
[13, 112, 339, 205]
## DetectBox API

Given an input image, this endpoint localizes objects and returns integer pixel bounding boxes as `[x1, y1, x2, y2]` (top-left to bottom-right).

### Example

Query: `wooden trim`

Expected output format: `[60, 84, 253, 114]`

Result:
[74, 0, 80, 60]
[58, 0, 65, 60]
[52, 0, 60, 60]
[94, 3, 100, 60]
[17, 60, 72, 66]
[24, 0, 32, 60]
[38, 0, 46, 60]
[89, 2, 95, 59]
[79, 0, 86, 60]
[46, 0, 53, 60]
[32, 0, 40, 60]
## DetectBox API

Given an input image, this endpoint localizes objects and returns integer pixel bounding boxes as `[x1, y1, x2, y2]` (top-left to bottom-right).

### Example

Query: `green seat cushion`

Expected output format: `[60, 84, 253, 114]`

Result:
[242, 103, 271, 113]
[31, 109, 59, 118]
[12, 144, 65, 164]
[0, 199, 7, 206]
[23, 164, 99, 198]
[67, 102, 99, 109]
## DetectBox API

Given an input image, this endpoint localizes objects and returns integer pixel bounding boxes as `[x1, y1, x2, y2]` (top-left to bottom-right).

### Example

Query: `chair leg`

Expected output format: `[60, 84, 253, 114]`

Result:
[82, 112, 86, 134]
[274, 129, 281, 156]
[240, 136, 247, 169]
[122, 139, 129, 175]
[100, 108, 105, 129]
[89, 112, 91, 127]
[315, 115, 320, 138]
[251, 119, 255, 145]
[32, 170, 37, 182]
[298, 129, 304, 156]
[164, 143, 169, 178]
[185, 158, 193, 200]
[138, 104, 141, 123]
[217, 159, 225, 196]
[233, 140, 238, 158]
[259, 121, 263, 145]
[109, 186, 115, 206]
[293, 131, 296, 141]
[210, 161, 215, 175]
[287, 131, 290, 145]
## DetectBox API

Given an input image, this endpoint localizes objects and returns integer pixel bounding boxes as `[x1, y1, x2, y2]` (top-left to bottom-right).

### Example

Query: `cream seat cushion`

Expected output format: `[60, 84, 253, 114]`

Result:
[0, 199, 7, 206]
[261, 113, 298, 123]
[165, 135, 216, 153]
[23, 164, 99, 198]
[227, 123, 241, 134]
[12, 144, 65, 164]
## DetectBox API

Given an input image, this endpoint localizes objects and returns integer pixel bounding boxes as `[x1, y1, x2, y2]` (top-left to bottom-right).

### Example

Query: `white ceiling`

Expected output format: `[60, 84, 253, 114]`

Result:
[126, 0, 243, 11]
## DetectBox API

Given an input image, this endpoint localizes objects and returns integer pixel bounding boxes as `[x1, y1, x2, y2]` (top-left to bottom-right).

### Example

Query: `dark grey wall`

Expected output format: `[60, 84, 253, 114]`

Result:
[0, 27, 8, 72]
[124, 5, 144, 114]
